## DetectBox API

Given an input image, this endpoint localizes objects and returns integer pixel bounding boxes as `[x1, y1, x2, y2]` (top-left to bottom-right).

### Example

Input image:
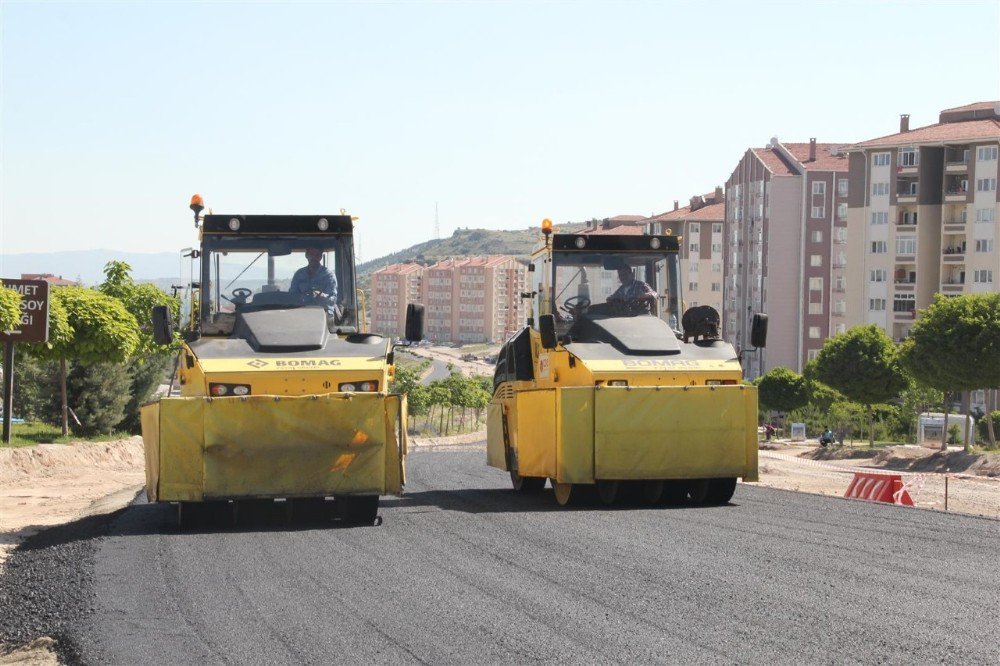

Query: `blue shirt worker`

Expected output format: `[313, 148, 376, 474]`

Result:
[290, 247, 338, 310]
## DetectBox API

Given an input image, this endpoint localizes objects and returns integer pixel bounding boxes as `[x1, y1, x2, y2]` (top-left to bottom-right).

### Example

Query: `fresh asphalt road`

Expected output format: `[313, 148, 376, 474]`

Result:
[73, 445, 997, 665]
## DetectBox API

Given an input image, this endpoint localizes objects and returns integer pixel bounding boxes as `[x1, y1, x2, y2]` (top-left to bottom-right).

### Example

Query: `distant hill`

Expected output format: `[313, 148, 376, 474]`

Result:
[1, 250, 182, 286]
[357, 224, 586, 276]
[2, 225, 587, 289]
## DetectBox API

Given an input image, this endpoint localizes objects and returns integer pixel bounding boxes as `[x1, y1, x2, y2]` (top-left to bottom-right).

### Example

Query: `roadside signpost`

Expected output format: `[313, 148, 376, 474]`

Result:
[1, 278, 50, 444]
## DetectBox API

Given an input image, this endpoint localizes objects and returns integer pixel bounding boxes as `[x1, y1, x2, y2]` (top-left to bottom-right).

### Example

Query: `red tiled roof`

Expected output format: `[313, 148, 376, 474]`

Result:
[20, 273, 77, 286]
[648, 201, 725, 223]
[372, 262, 423, 276]
[581, 225, 645, 236]
[751, 147, 797, 176]
[608, 215, 646, 222]
[941, 101, 999, 114]
[782, 143, 850, 172]
[852, 119, 1000, 148]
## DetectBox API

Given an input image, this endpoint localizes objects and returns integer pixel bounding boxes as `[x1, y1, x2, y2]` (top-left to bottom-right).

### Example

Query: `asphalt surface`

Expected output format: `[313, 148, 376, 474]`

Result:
[3, 444, 999, 665]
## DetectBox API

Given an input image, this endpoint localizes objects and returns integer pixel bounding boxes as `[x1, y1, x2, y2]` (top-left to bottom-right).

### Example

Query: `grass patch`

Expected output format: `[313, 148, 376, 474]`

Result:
[3, 421, 130, 448]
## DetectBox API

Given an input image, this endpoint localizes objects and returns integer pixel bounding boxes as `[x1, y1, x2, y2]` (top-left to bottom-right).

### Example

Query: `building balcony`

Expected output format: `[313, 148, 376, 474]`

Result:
[893, 309, 917, 320]
[945, 161, 969, 173]
[898, 165, 918, 175]
[896, 193, 918, 204]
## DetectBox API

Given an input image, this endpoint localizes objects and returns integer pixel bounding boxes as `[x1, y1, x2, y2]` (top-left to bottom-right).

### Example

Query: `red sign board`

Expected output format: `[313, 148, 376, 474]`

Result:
[0, 279, 50, 343]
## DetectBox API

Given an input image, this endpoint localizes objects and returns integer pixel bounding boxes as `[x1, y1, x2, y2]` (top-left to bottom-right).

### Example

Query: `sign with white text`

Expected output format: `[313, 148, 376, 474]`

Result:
[0, 278, 50, 343]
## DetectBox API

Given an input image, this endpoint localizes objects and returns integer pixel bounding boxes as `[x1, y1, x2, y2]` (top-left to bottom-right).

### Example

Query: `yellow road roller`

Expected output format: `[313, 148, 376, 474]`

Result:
[487, 223, 766, 506]
[143, 196, 424, 525]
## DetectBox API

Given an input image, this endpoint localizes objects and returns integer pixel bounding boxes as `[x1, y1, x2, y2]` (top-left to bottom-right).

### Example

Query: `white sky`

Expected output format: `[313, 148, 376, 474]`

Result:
[1, 1, 998, 264]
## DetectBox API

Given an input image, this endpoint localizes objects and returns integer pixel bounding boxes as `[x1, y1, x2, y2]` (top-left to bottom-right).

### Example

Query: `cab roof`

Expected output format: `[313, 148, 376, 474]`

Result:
[552, 233, 679, 253]
[203, 214, 353, 235]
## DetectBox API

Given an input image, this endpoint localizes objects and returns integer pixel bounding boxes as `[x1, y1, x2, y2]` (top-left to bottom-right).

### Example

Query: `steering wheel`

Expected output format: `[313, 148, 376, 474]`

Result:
[560, 295, 591, 316]
[231, 288, 252, 304]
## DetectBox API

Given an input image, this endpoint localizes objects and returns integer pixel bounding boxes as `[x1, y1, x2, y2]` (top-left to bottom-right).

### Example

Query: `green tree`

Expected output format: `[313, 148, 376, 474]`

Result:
[897, 385, 943, 444]
[65, 362, 132, 435]
[0, 286, 21, 332]
[812, 325, 909, 446]
[899, 293, 1000, 449]
[755, 367, 809, 423]
[99, 262, 179, 432]
[26, 286, 139, 435]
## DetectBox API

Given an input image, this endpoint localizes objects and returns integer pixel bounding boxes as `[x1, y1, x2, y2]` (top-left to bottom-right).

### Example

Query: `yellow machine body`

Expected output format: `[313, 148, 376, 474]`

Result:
[487, 329, 758, 485]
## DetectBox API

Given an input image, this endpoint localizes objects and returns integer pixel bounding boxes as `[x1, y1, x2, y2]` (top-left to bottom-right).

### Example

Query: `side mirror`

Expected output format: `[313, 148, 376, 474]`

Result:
[404, 303, 425, 342]
[539, 314, 557, 349]
[750, 313, 768, 349]
[151, 305, 173, 346]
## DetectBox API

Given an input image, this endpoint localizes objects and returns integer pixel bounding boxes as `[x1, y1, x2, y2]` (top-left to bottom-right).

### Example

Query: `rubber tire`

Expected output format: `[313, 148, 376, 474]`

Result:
[661, 481, 689, 505]
[686, 479, 710, 505]
[511, 468, 546, 493]
[596, 480, 619, 506]
[552, 482, 575, 506]
[704, 478, 737, 505]
[336, 495, 379, 526]
[640, 480, 665, 505]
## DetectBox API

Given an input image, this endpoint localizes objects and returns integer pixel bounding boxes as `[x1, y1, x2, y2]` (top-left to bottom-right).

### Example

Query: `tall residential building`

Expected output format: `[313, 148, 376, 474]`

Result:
[370, 262, 423, 337]
[645, 188, 726, 313]
[420, 256, 528, 344]
[724, 139, 850, 378]
[845, 102, 1000, 415]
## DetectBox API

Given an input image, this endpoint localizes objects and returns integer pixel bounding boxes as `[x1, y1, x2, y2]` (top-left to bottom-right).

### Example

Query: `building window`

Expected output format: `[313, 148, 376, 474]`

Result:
[837, 179, 849, 197]
[811, 206, 825, 218]
[973, 270, 994, 284]
[689, 282, 699, 291]
[835, 323, 847, 335]
[869, 298, 886, 311]
[711, 283, 721, 292]
[976, 178, 997, 192]
[837, 203, 848, 220]
[977, 146, 998, 161]
[835, 275, 846, 291]
[975, 208, 996, 223]
[811, 230, 823, 243]
[871, 212, 888, 225]
[812, 182, 826, 195]
[898, 149, 919, 167]
[975, 239, 994, 253]
[834, 227, 847, 243]
[896, 238, 917, 255]
[893, 294, 916, 312]
[870, 269, 887, 282]
[808, 326, 821, 338]
[808, 303, 823, 315]
[711, 243, 722, 253]
[712, 262, 721, 272]
[809, 277, 823, 290]
[807, 349, 820, 361]
[873, 153, 891, 167]
[810, 255, 822, 267]
[690, 224, 700, 234]
[712, 224, 723, 234]
[871, 241, 888, 254]
[833, 301, 846, 315]
[872, 183, 890, 196]
[689, 243, 700, 253]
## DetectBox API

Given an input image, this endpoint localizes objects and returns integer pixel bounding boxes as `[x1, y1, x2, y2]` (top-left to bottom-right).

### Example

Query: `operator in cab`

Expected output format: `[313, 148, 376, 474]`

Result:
[290, 247, 338, 313]
[607, 259, 656, 313]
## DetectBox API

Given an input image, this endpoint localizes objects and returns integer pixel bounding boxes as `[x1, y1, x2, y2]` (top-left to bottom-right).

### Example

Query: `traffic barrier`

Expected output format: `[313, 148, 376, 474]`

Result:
[844, 471, 914, 506]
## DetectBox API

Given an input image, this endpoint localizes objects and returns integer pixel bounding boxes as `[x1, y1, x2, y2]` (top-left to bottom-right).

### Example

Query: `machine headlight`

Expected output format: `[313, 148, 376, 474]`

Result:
[228, 218, 241, 231]
[649, 237, 661, 249]
[574, 237, 587, 248]
[339, 381, 379, 392]
[317, 217, 329, 231]
[209, 382, 251, 396]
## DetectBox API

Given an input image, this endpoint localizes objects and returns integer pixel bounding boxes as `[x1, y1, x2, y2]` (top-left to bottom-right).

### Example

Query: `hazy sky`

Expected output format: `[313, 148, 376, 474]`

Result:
[1, 0, 998, 265]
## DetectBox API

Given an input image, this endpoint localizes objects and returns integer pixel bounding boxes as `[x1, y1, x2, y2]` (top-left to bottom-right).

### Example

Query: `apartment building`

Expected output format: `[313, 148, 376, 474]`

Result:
[723, 139, 851, 378]
[369, 262, 423, 338]
[845, 101, 1000, 414]
[371, 256, 527, 344]
[645, 188, 725, 313]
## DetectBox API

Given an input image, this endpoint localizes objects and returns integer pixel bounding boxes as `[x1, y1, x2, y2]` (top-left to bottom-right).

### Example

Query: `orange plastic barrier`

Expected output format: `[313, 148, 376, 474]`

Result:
[844, 471, 914, 506]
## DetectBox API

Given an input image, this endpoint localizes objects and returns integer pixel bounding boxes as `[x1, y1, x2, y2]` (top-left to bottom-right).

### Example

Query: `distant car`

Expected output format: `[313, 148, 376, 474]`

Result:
[484, 355, 497, 364]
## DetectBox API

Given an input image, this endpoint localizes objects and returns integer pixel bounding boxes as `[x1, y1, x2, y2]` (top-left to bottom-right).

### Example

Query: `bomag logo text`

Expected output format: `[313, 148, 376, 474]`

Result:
[622, 359, 701, 368]
[274, 359, 342, 367]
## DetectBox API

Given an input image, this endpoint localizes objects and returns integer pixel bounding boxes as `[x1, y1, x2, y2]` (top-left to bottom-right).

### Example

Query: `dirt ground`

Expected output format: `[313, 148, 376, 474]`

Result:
[1, 434, 997, 663]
